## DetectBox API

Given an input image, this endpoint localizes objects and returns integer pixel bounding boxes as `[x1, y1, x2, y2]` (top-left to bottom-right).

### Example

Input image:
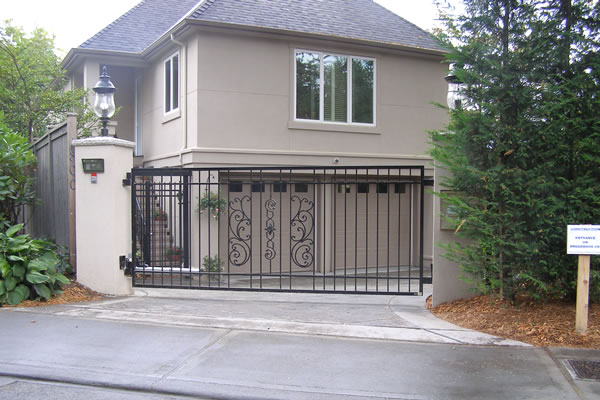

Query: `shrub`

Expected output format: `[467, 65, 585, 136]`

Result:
[0, 117, 37, 228]
[202, 255, 223, 273]
[0, 224, 70, 306]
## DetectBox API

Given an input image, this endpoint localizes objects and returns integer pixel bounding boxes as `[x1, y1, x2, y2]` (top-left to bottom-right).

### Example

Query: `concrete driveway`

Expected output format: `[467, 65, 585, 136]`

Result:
[0, 285, 598, 399]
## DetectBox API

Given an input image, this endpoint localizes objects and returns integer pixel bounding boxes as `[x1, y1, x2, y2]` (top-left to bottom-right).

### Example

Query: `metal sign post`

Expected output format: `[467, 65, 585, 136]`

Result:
[567, 225, 600, 334]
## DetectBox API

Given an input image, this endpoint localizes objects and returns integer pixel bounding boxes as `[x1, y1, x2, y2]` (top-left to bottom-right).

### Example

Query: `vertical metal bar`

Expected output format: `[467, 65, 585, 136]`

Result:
[419, 167, 425, 294]
[279, 168, 283, 290]
[365, 168, 369, 292]
[376, 168, 379, 292]
[289, 169, 293, 290]
[387, 168, 391, 292]
[354, 168, 358, 292]
[183, 174, 190, 287]
[189, 174, 195, 286]
[249, 169, 253, 289]
[333, 169, 337, 291]
[398, 168, 402, 293]
[322, 169, 326, 291]
[409, 169, 413, 293]
[344, 168, 347, 292]
[207, 173, 212, 287]
[217, 172, 222, 288]
[259, 169, 263, 289]
[199, 175, 204, 288]
[144, 180, 151, 286]
[313, 168, 317, 291]
[226, 169, 231, 288]
[131, 172, 137, 286]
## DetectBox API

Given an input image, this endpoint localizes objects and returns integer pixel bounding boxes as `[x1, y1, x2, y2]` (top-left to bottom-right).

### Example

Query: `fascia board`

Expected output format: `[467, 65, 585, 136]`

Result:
[62, 48, 148, 72]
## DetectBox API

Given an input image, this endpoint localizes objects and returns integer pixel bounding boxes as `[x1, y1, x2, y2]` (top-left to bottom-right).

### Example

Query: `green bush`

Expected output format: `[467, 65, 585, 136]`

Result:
[0, 224, 70, 306]
[0, 115, 37, 228]
[198, 192, 227, 219]
[202, 255, 223, 273]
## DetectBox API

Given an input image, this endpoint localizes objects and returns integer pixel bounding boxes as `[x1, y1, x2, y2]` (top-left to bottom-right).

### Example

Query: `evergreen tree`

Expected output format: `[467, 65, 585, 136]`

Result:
[431, 0, 600, 300]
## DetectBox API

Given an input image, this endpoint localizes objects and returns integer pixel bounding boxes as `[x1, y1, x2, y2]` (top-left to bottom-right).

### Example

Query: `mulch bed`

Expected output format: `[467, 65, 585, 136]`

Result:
[3, 281, 104, 308]
[428, 294, 600, 348]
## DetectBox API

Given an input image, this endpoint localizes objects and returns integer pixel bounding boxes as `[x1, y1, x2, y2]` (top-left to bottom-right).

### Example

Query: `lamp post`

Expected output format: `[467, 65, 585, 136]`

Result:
[444, 73, 463, 110]
[92, 66, 116, 137]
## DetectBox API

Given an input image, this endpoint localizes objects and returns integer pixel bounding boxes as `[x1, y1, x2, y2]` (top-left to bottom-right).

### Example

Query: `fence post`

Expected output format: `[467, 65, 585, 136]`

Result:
[72, 137, 134, 295]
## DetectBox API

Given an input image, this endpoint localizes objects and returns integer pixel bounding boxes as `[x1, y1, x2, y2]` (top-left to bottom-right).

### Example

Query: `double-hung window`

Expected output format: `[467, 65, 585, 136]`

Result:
[164, 52, 179, 114]
[295, 50, 375, 125]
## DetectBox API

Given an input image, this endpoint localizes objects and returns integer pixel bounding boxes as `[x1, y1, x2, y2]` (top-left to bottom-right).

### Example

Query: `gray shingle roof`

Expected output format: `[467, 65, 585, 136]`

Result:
[78, 0, 444, 54]
[191, 0, 444, 51]
[79, 0, 200, 53]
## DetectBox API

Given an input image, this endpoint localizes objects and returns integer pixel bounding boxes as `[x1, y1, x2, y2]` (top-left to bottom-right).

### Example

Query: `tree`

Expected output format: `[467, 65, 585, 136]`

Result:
[431, 0, 600, 300]
[0, 21, 87, 142]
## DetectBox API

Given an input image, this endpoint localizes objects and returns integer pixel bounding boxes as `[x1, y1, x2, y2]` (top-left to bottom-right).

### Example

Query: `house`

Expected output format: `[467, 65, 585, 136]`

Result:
[63, 0, 461, 301]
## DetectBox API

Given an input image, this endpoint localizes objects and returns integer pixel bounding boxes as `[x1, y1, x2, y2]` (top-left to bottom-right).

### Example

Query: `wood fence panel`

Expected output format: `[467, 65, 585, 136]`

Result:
[30, 123, 70, 249]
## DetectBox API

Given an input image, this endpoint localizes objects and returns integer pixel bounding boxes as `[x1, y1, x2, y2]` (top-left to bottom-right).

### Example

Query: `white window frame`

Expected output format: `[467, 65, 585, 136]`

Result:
[164, 52, 180, 115]
[293, 49, 376, 126]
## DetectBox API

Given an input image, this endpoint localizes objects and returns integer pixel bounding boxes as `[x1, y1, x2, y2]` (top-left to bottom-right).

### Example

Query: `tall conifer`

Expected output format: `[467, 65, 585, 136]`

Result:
[431, 0, 600, 300]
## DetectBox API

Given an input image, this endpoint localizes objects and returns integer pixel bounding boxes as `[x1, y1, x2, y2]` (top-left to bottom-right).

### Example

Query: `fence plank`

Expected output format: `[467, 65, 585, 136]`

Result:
[29, 122, 70, 249]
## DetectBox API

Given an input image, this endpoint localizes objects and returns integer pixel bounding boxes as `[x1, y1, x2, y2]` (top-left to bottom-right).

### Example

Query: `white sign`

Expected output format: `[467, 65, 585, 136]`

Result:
[567, 225, 600, 255]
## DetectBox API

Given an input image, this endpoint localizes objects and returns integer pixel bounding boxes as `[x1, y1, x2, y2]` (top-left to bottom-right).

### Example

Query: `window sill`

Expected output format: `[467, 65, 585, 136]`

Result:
[288, 120, 381, 135]
[162, 109, 181, 124]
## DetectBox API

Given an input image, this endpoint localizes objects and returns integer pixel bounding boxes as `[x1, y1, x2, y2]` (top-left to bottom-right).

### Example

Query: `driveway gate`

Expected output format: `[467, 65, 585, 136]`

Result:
[131, 166, 426, 295]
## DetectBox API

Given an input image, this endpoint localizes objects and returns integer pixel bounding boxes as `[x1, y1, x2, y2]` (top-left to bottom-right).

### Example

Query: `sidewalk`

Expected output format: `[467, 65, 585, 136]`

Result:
[16, 285, 525, 346]
[0, 287, 598, 399]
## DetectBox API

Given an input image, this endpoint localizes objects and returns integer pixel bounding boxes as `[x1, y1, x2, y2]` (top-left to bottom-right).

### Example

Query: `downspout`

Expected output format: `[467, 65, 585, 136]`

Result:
[171, 33, 188, 166]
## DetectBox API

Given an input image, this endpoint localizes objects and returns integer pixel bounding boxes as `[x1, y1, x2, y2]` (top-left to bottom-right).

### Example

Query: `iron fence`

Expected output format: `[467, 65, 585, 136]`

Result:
[131, 166, 426, 295]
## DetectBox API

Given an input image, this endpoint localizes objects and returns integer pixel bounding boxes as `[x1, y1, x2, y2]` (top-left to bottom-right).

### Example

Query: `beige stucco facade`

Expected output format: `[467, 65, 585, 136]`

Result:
[134, 28, 447, 171]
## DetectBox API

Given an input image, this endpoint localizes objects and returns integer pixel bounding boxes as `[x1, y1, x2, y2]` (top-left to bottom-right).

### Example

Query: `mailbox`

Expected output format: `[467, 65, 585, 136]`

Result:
[82, 159, 105, 173]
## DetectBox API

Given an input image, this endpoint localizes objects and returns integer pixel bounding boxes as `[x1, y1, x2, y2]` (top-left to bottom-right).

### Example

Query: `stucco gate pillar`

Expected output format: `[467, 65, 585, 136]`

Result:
[72, 137, 134, 295]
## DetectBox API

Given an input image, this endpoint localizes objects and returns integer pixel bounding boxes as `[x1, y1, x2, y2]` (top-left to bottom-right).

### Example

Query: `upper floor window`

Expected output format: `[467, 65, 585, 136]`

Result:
[164, 52, 179, 114]
[295, 50, 375, 125]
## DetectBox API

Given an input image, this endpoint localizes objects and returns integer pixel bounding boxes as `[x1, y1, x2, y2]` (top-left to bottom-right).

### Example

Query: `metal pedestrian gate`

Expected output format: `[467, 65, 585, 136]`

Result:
[131, 166, 426, 295]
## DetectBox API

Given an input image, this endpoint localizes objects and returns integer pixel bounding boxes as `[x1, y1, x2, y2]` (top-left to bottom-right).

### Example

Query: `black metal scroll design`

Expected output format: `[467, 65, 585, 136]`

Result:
[264, 199, 277, 261]
[228, 196, 252, 266]
[290, 196, 314, 268]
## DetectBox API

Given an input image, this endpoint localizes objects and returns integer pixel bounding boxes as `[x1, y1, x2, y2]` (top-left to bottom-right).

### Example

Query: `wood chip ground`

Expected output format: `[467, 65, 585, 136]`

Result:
[428, 295, 599, 348]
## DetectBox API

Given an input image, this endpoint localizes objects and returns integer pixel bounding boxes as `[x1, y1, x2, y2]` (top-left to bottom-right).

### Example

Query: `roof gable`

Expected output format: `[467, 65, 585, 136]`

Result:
[77, 0, 444, 54]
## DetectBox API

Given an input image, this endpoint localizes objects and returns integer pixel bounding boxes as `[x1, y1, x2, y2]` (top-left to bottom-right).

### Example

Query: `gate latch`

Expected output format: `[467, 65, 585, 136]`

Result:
[120, 255, 133, 276]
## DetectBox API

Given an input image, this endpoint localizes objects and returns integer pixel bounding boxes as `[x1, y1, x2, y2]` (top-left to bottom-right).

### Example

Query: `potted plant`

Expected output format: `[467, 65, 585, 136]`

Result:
[202, 255, 223, 281]
[165, 246, 182, 262]
[153, 210, 167, 221]
[198, 192, 227, 219]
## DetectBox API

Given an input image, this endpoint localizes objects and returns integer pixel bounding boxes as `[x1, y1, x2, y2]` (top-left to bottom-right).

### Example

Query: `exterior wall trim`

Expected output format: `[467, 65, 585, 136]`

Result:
[143, 146, 433, 162]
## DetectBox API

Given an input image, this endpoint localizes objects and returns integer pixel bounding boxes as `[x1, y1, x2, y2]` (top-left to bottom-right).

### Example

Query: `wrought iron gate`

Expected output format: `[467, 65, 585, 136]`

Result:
[131, 166, 427, 295]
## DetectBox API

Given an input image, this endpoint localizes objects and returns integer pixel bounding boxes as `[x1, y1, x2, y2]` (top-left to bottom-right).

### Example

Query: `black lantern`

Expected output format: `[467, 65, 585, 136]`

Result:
[444, 73, 463, 110]
[92, 66, 116, 137]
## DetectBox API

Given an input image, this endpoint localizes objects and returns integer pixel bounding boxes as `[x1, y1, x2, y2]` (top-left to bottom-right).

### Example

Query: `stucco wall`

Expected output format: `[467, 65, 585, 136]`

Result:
[432, 165, 475, 306]
[107, 66, 136, 142]
[140, 28, 448, 169]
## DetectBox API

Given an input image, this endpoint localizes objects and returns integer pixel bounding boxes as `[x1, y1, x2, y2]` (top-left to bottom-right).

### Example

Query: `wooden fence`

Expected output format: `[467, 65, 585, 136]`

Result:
[27, 115, 77, 270]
